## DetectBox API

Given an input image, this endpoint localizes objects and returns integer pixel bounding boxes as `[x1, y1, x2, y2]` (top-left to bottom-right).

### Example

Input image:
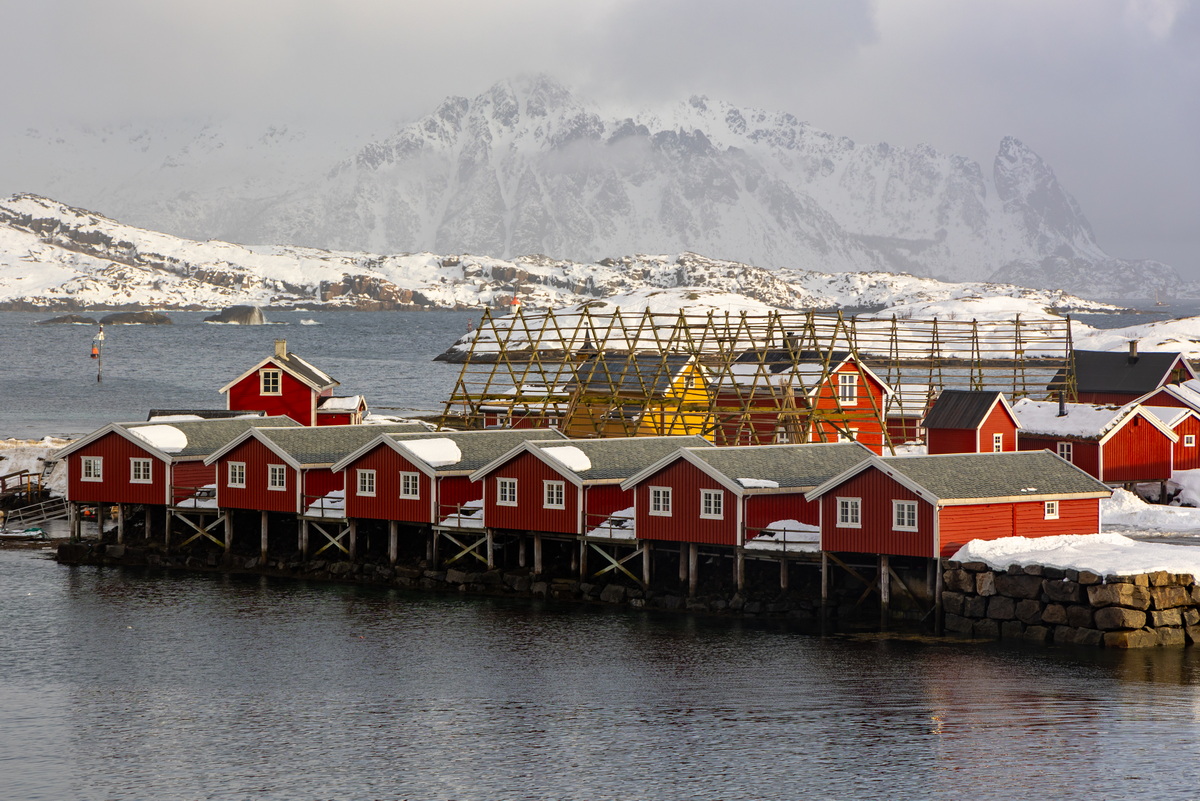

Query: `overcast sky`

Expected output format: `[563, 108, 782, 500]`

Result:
[3, 0, 1197, 273]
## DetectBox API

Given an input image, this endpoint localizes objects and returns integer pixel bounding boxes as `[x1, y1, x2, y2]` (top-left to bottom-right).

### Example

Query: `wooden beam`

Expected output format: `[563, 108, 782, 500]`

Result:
[533, 533, 543, 576]
[880, 554, 890, 630]
[388, 521, 398, 565]
[261, 511, 269, 562]
[642, 541, 652, 586]
[688, 543, 698, 597]
[116, 503, 125, 545]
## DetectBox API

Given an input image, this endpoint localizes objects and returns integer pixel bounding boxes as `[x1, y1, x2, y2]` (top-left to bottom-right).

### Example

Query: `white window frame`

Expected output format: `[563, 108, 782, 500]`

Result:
[1044, 500, 1060, 520]
[400, 471, 420, 500]
[1186, 434, 1197, 448]
[227, 461, 246, 489]
[497, 477, 518, 507]
[892, 500, 918, 531]
[837, 373, 859, 406]
[649, 486, 673, 516]
[81, 456, 103, 482]
[267, 464, 287, 491]
[357, 469, 376, 497]
[543, 480, 565, 510]
[1057, 441, 1073, 462]
[260, 368, 282, 396]
[837, 497, 862, 528]
[129, 457, 153, 484]
[700, 489, 724, 520]
[992, 433, 1004, 452]
[774, 425, 791, 444]
[838, 425, 858, 443]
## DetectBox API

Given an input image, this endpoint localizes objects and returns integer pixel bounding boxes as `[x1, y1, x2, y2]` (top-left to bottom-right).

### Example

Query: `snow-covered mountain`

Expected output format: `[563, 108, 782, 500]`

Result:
[0, 194, 1117, 314]
[0, 77, 1182, 300]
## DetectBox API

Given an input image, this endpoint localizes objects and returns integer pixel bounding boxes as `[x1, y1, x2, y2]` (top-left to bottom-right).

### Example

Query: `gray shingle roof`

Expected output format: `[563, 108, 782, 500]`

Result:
[125, 416, 295, 459]
[922, 390, 1006, 430]
[690, 442, 873, 490]
[1052, 350, 1190, 395]
[258, 423, 431, 466]
[531, 435, 714, 481]
[391, 428, 568, 472]
[879, 451, 1110, 499]
[278, 352, 338, 391]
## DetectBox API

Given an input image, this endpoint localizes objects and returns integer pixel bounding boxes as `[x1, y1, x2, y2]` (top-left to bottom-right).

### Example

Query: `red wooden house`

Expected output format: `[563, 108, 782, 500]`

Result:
[805, 451, 1112, 558]
[923, 390, 1020, 454]
[57, 416, 296, 508]
[1012, 399, 1177, 484]
[220, 339, 367, 426]
[618, 442, 874, 547]
[1130, 378, 1200, 414]
[467, 435, 713, 537]
[203, 423, 430, 516]
[329, 429, 568, 527]
[714, 351, 894, 453]
[1142, 406, 1200, 471]
[1051, 345, 1196, 405]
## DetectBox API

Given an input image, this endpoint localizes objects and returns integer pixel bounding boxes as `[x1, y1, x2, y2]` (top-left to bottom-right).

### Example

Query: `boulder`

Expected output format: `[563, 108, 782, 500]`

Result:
[1156, 627, 1187, 647]
[943, 569, 974, 594]
[1150, 586, 1191, 610]
[1042, 579, 1083, 604]
[600, 584, 627, 604]
[1000, 620, 1025, 639]
[1150, 608, 1183, 628]
[941, 591, 965, 616]
[1094, 606, 1148, 631]
[1066, 606, 1095, 629]
[943, 613, 974, 634]
[1023, 625, 1052, 643]
[99, 311, 173, 324]
[972, 619, 1000, 639]
[1103, 629, 1159, 649]
[37, 314, 97, 324]
[964, 595, 988, 618]
[1087, 583, 1151, 610]
[203, 305, 267, 324]
[1077, 570, 1103, 586]
[1041, 604, 1069, 626]
[1015, 598, 1044, 624]
[987, 595, 1016, 620]
[976, 571, 997, 596]
[995, 573, 1043, 599]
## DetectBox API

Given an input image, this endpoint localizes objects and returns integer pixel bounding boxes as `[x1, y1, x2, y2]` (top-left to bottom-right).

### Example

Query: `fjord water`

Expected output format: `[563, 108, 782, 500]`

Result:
[3, 549, 1200, 800]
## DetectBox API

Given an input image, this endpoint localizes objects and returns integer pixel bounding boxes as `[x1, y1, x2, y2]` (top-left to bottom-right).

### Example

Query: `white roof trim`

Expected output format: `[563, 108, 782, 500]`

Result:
[53, 422, 175, 464]
[218, 355, 338, 395]
[202, 427, 304, 471]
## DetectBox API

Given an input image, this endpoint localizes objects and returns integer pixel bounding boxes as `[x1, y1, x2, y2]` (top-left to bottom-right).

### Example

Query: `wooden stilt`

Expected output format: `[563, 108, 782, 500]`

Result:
[642, 541, 652, 586]
[116, 504, 125, 544]
[735, 549, 745, 591]
[223, 511, 232, 556]
[934, 557, 944, 635]
[145, 505, 152, 544]
[570, 542, 578, 573]
[348, 520, 358, 560]
[164, 506, 172, 551]
[820, 551, 829, 618]
[518, 536, 527, 568]
[388, 521, 398, 565]
[679, 543, 688, 584]
[688, 543, 698, 597]
[486, 529, 495, 569]
[879, 554, 891, 630]
[779, 556, 788, 591]
[260, 511, 269, 562]
[578, 539, 587, 579]
[533, 533, 543, 576]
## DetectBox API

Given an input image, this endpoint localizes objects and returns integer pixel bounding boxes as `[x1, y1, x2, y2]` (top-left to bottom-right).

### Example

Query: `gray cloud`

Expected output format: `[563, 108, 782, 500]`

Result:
[2, 0, 1196, 273]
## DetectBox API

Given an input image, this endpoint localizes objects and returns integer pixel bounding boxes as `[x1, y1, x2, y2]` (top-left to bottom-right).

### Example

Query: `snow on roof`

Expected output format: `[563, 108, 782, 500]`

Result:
[1010, 398, 1126, 438]
[585, 507, 637, 540]
[401, 437, 463, 467]
[318, 395, 364, 411]
[737, 478, 779, 488]
[128, 424, 188, 453]
[952, 532, 1200, 577]
[543, 445, 592, 473]
[745, 519, 820, 552]
[1142, 405, 1192, 428]
[146, 414, 206, 423]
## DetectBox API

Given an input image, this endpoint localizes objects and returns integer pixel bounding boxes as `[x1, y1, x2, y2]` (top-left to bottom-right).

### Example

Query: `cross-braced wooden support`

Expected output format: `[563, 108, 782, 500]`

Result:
[171, 508, 226, 550]
[436, 528, 490, 566]
[304, 517, 353, 558]
[585, 540, 646, 585]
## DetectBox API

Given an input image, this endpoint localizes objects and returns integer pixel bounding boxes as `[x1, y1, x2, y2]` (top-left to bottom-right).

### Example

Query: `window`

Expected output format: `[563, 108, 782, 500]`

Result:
[543, 480, 565, 509]
[700, 489, 724, 519]
[1186, 434, 1197, 448]
[130, 458, 153, 484]
[1044, 500, 1059, 520]
[1057, 441, 1073, 462]
[838, 425, 858, 443]
[649, 486, 673, 516]
[774, 426, 791, 444]
[268, 464, 287, 491]
[837, 373, 859, 405]
[497, 477, 518, 506]
[400, 472, 420, 499]
[893, 500, 918, 531]
[260, 369, 282, 395]
[357, 469, 376, 497]
[993, 433, 1004, 452]
[837, 497, 861, 528]
[228, 461, 246, 488]
[81, 456, 103, 482]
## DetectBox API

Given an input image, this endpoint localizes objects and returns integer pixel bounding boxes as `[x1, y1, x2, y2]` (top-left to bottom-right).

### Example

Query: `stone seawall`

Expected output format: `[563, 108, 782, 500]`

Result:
[942, 560, 1200, 648]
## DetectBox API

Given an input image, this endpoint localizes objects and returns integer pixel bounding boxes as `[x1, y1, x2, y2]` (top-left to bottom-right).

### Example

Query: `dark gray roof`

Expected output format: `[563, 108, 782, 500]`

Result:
[734, 349, 852, 374]
[277, 352, 339, 391]
[922, 390, 1006, 430]
[532, 435, 714, 481]
[690, 442, 873, 490]
[879, 451, 1111, 499]
[391, 428, 568, 472]
[126, 416, 295, 459]
[1052, 350, 1191, 395]
[258, 423, 430, 465]
[570, 354, 694, 395]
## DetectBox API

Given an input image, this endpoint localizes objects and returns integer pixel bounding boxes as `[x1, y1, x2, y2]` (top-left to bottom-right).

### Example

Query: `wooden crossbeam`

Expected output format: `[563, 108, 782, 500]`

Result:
[174, 511, 225, 549]
[588, 542, 644, 583]
[441, 530, 489, 565]
[311, 520, 350, 557]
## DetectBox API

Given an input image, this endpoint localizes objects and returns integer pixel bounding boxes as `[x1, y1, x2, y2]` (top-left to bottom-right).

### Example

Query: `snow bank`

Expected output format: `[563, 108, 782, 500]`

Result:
[952, 532, 1200, 577]
[1011, 398, 1124, 438]
[543, 446, 592, 473]
[1101, 487, 1200, 532]
[745, 519, 820, 552]
[0, 437, 71, 495]
[401, 438, 462, 467]
[440, 499, 484, 529]
[304, 489, 345, 518]
[128, 424, 188, 453]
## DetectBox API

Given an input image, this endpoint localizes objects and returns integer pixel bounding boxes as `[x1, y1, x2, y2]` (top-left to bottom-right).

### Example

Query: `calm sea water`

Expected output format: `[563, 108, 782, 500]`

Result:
[5, 306, 1200, 798]
[2, 549, 1200, 800]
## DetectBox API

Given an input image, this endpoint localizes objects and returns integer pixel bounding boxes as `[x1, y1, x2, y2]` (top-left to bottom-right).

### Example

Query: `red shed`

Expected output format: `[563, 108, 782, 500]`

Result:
[468, 435, 713, 536]
[1012, 399, 1177, 484]
[1051, 345, 1196, 405]
[1143, 406, 1200, 471]
[619, 442, 873, 547]
[923, 390, 1020, 454]
[220, 339, 343, 426]
[806, 451, 1112, 558]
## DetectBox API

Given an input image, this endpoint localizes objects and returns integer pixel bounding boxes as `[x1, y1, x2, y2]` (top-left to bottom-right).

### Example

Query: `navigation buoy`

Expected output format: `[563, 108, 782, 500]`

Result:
[90, 345, 99, 359]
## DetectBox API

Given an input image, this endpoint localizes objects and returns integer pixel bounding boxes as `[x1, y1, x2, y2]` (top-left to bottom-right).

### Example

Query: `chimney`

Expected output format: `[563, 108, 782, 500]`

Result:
[1057, 390, 1067, 417]
[274, 339, 287, 359]
[1129, 340, 1139, 363]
